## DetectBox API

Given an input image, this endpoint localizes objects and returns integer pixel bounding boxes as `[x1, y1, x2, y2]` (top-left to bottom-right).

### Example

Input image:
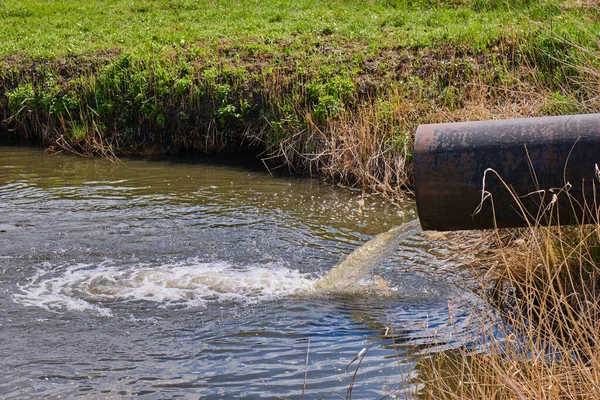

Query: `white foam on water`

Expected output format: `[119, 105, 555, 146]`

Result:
[14, 259, 316, 315]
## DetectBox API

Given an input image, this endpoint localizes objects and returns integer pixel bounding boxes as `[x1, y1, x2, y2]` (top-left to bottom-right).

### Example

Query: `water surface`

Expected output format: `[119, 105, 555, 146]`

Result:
[0, 146, 476, 398]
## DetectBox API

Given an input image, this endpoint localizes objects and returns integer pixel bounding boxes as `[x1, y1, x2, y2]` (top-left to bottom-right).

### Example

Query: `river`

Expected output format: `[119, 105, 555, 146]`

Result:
[0, 146, 478, 399]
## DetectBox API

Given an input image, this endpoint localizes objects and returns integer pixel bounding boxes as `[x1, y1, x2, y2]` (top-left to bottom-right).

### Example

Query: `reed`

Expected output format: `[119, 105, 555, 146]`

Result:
[418, 215, 600, 399]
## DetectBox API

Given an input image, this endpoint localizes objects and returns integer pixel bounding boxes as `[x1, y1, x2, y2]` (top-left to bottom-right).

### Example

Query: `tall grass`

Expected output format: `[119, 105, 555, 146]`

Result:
[417, 194, 600, 399]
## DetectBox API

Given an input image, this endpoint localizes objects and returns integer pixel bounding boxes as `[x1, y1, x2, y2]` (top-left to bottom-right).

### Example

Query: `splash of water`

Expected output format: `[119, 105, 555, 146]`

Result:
[314, 219, 422, 292]
[14, 221, 422, 314]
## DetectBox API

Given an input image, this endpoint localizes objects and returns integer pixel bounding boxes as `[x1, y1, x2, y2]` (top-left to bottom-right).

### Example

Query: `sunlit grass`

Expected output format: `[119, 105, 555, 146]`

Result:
[0, 0, 595, 58]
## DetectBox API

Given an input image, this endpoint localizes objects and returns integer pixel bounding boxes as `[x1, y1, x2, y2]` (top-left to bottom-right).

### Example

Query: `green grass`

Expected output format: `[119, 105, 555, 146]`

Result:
[0, 0, 594, 58]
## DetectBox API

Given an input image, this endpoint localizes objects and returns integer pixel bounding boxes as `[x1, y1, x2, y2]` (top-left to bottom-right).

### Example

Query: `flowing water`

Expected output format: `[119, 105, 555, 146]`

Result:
[0, 146, 479, 399]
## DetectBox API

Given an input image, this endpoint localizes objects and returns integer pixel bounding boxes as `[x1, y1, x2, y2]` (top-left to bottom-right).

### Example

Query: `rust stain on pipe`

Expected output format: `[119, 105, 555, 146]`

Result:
[414, 113, 600, 231]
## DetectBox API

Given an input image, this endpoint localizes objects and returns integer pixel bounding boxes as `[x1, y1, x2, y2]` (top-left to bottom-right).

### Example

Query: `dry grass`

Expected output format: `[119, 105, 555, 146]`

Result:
[416, 178, 600, 399]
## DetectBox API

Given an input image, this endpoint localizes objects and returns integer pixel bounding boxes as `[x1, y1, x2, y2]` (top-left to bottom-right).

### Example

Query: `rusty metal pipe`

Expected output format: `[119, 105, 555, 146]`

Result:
[414, 113, 600, 231]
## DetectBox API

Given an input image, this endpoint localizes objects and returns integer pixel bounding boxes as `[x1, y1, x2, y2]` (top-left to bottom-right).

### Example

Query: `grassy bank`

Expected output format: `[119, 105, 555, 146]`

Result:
[0, 0, 599, 200]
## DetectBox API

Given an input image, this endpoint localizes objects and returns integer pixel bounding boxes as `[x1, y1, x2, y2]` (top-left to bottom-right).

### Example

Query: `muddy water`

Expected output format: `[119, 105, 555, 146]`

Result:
[0, 146, 477, 399]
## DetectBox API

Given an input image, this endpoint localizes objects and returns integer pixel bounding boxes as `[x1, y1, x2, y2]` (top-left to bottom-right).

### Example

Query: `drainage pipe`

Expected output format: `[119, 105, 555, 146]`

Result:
[414, 113, 600, 231]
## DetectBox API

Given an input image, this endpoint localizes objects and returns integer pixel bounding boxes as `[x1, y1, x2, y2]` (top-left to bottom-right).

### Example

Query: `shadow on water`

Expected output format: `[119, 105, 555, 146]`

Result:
[144, 150, 270, 172]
